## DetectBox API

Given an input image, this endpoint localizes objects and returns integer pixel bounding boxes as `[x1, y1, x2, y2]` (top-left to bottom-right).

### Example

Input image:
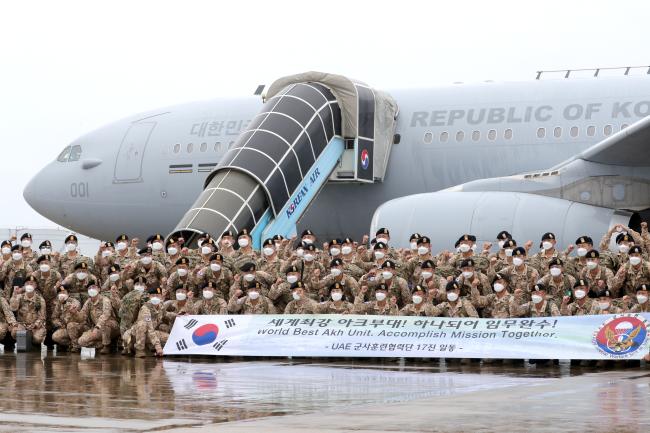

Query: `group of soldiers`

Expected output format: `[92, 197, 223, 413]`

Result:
[0, 222, 649, 358]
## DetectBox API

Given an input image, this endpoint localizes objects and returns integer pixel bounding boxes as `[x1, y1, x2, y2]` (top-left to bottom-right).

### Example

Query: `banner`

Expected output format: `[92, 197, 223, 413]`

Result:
[163, 313, 650, 360]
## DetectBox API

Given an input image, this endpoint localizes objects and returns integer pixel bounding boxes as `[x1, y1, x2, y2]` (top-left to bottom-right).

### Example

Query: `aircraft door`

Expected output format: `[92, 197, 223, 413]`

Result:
[113, 121, 156, 183]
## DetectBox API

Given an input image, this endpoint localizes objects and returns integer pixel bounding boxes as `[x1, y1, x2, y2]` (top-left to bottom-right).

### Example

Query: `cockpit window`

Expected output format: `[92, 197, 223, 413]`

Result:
[57, 146, 71, 162]
[68, 145, 82, 162]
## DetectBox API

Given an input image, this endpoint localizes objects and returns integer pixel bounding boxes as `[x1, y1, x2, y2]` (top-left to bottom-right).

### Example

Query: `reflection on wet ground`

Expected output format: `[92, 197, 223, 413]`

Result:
[0, 352, 647, 432]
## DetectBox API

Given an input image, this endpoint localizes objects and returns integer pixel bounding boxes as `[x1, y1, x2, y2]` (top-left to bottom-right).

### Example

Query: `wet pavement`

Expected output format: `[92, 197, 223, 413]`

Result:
[0, 351, 647, 432]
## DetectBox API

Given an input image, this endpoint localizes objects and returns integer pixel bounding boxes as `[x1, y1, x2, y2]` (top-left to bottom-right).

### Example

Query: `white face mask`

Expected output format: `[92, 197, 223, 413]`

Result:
[263, 247, 275, 256]
[134, 284, 145, 293]
[462, 271, 474, 279]
[377, 237, 388, 244]
[421, 271, 433, 279]
[574, 289, 586, 299]
[244, 273, 255, 282]
[150, 297, 161, 306]
[210, 263, 221, 272]
[292, 292, 301, 301]
[25, 285, 35, 293]
[238, 238, 250, 248]
[637, 294, 648, 304]
[447, 292, 459, 302]
[417, 246, 429, 256]
[410, 242, 418, 250]
[331, 292, 343, 301]
[287, 275, 298, 284]
[459, 244, 471, 253]
[304, 254, 315, 262]
[248, 290, 259, 300]
[550, 267, 562, 277]
[330, 268, 342, 277]
[630, 256, 642, 266]
[12, 253, 22, 261]
[58, 293, 68, 302]
[374, 251, 385, 260]
[76, 272, 87, 280]
[302, 238, 314, 245]
[382, 271, 393, 280]
[176, 292, 187, 301]
[296, 248, 304, 257]
[577, 247, 588, 257]
[586, 261, 598, 270]
[109, 273, 120, 282]
[140, 256, 153, 265]
[116, 242, 127, 251]
[412, 295, 423, 304]
[493, 283, 505, 293]
[66, 243, 77, 252]
[167, 247, 178, 256]
[532, 294, 543, 304]
[513, 257, 524, 267]
[201, 246, 212, 255]
[498, 240, 505, 249]
[101, 250, 112, 258]
[1, 247, 11, 255]
[152, 242, 163, 251]
[598, 301, 610, 310]
[177, 268, 188, 277]
[375, 292, 387, 302]
[619, 244, 630, 254]
[203, 290, 214, 299]
[329, 247, 341, 256]
[341, 246, 352, 255]
[505, 249, 513, 257]
[40, 248, 51, 255]
[542, 241, 553, 251]
[88, 288, 99, 297]
[39, 264, 50, 273]
[21, 240, 32, 248]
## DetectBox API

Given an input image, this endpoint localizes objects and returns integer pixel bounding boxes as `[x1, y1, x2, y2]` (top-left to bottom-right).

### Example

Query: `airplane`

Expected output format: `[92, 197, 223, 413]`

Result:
[23, 68, 650, 253]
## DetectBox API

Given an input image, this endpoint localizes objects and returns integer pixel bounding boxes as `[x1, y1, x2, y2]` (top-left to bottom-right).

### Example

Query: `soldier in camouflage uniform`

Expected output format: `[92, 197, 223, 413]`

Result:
[113, 234, 138, 269]
[442, 234, 489, 275]
[165, 257, 197, 299]
[51, 285, 84, 352]
[497, 247, 540, 303]
[353, 283, 399, 315]
[612, 246, 650, 297]
[402, 236, 437, 282]
[123, 286, 167, 358]
[487, 239, 518, 273]
[192, 281, 228, 315]
[434, 280, 479, 318]
[123, 247, 168, 294]
[315, 282, 354, 314]
[58, 234, 94, 278]
[510, 283, 560, 317]
[362, 260, 410, 308]
[399, 284, 440, 316]
[628, 284, 650, 313]
[94, 241, 117, 283]
[18, 233, 36, 264]
[0, 245, 33, 298]
[578, 250, 615, 296]
[537, 257, 576, 304]
[147, 234, 167, 266]
[118, 276, 148, 341]
[268, 265, 302, 312]
[228, 281, 277, 314]
[10, 276, 47, 344]
[337, 237, 366, 280]
[194, 253, 233, 300]
[528, 232, 568, 276]
[456, 258, 492, 297]
[230, 262, 274, 298]
[290, 244, 326, 285]
[218, 230, 237, 259]
[413, 260, 449, 304]
[566, 236, 595, 278]
[313, 258, 359, 302]
[588, 288, 623, 315]
[469, 273, 517, 318]
[284, 282, 318, 314]
[101, 264, 129, 299]
[257, 238, 285, 276]
[32, 254, 61, 330]
[0, 293, 17, 341]
[232, 229, 259, 270]
[77, 282, 120, 354]
[559, 279, 595, 316]
[162, 285, 195, 331]
[62, 262, 98, 304]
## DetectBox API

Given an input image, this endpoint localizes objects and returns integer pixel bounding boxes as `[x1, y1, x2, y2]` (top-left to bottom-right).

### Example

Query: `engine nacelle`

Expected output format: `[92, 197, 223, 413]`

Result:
[370, 191, 634, 252]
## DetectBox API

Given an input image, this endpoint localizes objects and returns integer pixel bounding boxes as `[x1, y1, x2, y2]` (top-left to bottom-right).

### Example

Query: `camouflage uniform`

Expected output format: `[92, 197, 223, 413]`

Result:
[192, 297, 228, 315]
[118, 290, 147, 336]
[315, 299, 353, 314]
[193, 266, 233, 300]
[124, 261, 168, 290]
[32, 268, 61, 329]
[227, 295, 277, 314]
[162, 299, 195, 331]
[498, 264, 540, 303]
[588, 303, 623, 315]
[229, 271, 274, 297]
[123, 302, 169, 354]
[470, 288, 517, 318]
[165, 272, 197, 299]
[537, 273, 576, 303]
[0, 297, 17, 341]
[284, 298, 318, 314]
[312, 274, 359, 303]
[267, 281, 295, 312]
[0, 260, 33, 298]
[77, 295, 120, 348]
[352, 297, 399, 315]
[529, 250, 567, 275]
[231, 249, 259, 270]
[399, 302, 440, 316]
[61, 273, 99, 304]
[10, 292, 46, 343]
[560, 298, 594, 316]
[579, 266, 615, 294]
[364, 275, 411, 308]
[257, 257, 285, 277]
[510, 297, 560, 317]
[434, 298, 479, 318]
[58, 252, 94, 278]
[612, 262, 650, 297]
[628, 302, 650, 313]
[51, 296, 84, 350]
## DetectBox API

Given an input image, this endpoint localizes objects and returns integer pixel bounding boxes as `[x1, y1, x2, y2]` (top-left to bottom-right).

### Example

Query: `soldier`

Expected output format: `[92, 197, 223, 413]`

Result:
[58, 234, 94, 277]
[567, 236, 595, 277]
[434, 281, 479, 318]
[363, 260, 410, 308]
[194, 238, 218, 270]
[219, 230, 237, 258]
[560, 279, 595, 316]
[579, 250, 615, 296]
[612, 246, 650, 297]
[353, 283, 398, 315]
[148, 234, 167, 265]
[489, 239, 518, 273]
[1, 245, 33, 298]
[537, 258, 576, 304]
[445, 234, 489, 274]
[194, 253, 233, 300]
[114, 234, 138, 268]
[598, 225, 644, 271]
[456, 258, 491, 297]
[161, 285, 195, 332]
[400, 285, 440, 316]
[32, 254, 61, 330]
[628, 284, 649, 313]
[101, 264, 129, 299]
[284, 282, 318, 314]
[258, 238, 284, 276]
[62, 262, 98, 304]
[315, 282, 354, 314]
[227, 281, 277, 314]
[98, 265, 122, 318]
[470, 273, 517, 318]
[0, 292, 17, 342]
[292, 244, 326, 284]
[588, 288, 623, 315]
[529, 232, 566, 275]
[123, 286, 167, 358]
[123, 247, 168, 292]
[0, 240, 13, 267]
[230, 262, 274, 298]
[417, 260, 448, 304]
[163, 235, 184, 273]
[165, 257, 196, 299]
[402, 236, 436, 282]
[232, 229, 258, 269]
[77, 281, 120, 353]
[268, 265, 302, 312]
[94, 241, 116, 283]
[118, 276, 148, 343]
[511, 283, 560, 317]
[338, 237, 365, 280]
[10, 276, 47, 345]
[313, 258, 359, 302]
[498, 247, 540, 302]
[192, 281, 228, 315]
[51, 285, 84, 352]
[18, 233, 36, 263]
[487, 231, 513, 261]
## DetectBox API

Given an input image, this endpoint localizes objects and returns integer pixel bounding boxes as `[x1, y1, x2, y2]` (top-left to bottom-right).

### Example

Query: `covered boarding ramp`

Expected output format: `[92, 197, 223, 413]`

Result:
[168, 72, 399, 248]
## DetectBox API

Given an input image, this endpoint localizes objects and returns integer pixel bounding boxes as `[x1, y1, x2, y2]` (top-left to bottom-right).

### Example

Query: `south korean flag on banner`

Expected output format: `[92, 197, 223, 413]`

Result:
[164, 315, 242, 355]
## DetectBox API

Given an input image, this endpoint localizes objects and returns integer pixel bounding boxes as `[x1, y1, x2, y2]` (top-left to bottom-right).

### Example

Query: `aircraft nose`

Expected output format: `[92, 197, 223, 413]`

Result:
[23, 162, 67, 222]
[23, 169, 46, 215]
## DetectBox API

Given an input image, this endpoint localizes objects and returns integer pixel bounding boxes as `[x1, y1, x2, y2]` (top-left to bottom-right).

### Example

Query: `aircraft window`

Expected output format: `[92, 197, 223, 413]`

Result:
[173, 143, 180, 153]
[187, 143, 194, 153]
[471, 131, 480, 141]
[604, 124, 613, 136]
[423, 132, 433, 144]
[570, 126, 579, 138]
[455, 131, 464, 142]
[440, 132, 449, 142]
[68, 145, 82, 161]
[487, 129, 496, 140]
[214, 142, 222, 152]
[537, 128, 545, 138]
[200, 142, 207, 152]
[621, 124, 629, 130]
[504, 129, 513, 140]
[586, 125, 595, 137]
[553, 127, 562, 138]
[56, 146, 71, 162]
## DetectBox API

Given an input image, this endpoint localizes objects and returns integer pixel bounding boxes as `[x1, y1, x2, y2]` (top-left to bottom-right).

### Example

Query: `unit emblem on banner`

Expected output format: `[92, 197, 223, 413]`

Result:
[592, 314, 648, 358]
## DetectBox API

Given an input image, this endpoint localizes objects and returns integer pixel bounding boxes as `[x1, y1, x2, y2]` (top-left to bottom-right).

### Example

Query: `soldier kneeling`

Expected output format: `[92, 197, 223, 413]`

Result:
[123, 286, 168, 358]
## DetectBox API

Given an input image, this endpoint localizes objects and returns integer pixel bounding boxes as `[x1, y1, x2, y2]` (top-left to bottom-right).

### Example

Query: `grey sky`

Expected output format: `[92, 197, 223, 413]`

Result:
[2, 0, 650, 228]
